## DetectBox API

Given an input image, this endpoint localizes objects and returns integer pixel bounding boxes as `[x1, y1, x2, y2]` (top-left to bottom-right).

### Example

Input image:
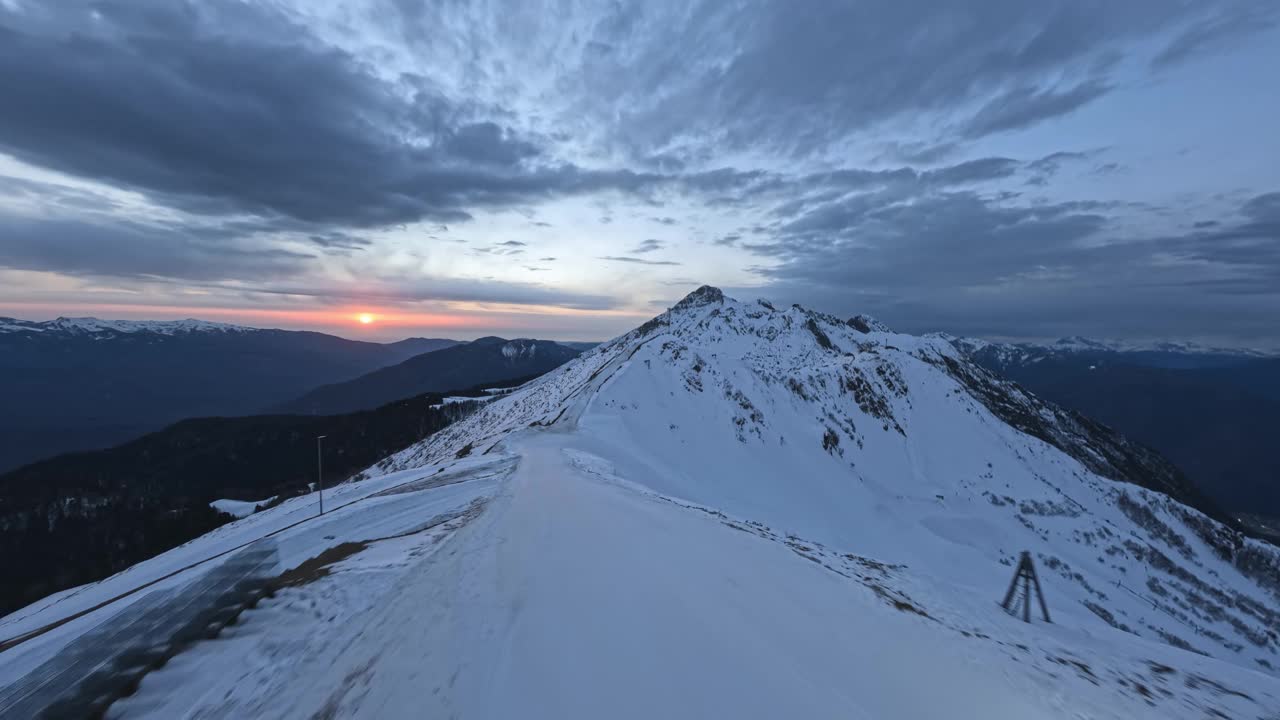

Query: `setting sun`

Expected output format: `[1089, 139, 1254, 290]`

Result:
[357, 313, 375, 325]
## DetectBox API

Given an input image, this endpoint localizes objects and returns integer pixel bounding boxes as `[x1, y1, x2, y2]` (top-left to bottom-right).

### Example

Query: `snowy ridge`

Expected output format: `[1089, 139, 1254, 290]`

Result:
[380, 287, 1280, 675]
[0, 316, 254, 336]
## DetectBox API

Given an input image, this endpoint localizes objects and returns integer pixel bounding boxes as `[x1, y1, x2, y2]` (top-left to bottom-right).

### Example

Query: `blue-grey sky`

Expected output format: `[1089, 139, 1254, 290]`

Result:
[0, 0, 1276, 345]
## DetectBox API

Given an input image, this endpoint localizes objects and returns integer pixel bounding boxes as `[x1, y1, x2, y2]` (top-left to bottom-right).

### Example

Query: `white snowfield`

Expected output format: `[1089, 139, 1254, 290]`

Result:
[429, 395, 489, 409]
[209, 496, 277, 519]
[4, 287, 1280, 718]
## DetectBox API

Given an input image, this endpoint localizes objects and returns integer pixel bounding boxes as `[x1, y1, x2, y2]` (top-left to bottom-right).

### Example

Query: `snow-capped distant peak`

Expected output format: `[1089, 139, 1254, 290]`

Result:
[0, 316, 255, 336]
[1050, 335, 1117, 352]
[939, 333, 1277, 365]
[847, 313, 890, 334]
[501, 340, 536, 359]
[670, 284, 724, 311]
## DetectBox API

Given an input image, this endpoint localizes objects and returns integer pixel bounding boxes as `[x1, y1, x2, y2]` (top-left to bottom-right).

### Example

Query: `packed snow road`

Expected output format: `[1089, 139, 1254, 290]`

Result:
[110, 428, 1239, 720]
[278, 435, 1045, 719]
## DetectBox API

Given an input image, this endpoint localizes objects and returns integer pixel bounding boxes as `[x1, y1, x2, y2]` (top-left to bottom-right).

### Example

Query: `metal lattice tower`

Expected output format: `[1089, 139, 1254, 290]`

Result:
[1000, 551, 1051, 623]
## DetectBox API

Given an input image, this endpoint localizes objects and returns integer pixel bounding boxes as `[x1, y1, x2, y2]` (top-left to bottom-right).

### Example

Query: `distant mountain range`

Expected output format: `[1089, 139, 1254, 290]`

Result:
[276, 337, 585, 415]
[938, 334, 1280, 520]
[0, 317, 586, 613]
[941, 334, 1276, 370]
[0, 317, 459, 473]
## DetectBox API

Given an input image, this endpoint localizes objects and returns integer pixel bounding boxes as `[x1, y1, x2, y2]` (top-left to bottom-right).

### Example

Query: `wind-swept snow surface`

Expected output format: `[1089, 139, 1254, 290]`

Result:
[114, 434, 1278, 719]
[4, 287, 1279, 718]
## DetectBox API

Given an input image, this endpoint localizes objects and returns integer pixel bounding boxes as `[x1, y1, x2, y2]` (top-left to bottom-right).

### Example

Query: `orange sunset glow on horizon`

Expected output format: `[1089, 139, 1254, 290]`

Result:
[0, 300, 647, 343]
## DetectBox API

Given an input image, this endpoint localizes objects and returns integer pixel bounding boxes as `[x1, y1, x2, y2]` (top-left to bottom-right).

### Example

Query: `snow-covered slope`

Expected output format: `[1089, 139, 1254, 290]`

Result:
[4, 287, 1279, 718]
[384, 286, 1280, 669]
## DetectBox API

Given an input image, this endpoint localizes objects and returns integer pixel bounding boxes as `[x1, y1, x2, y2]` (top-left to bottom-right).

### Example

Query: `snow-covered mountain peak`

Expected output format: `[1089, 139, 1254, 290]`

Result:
[1053, 335, 1115, 351]
[847, 312, 890, 334]
[669, 284, 725, 311]
[379, 289, 1280, 678]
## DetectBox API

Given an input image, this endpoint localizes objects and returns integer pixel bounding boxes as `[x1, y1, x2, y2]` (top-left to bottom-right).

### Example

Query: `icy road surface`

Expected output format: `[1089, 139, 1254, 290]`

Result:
[110, 431, 1277, 719]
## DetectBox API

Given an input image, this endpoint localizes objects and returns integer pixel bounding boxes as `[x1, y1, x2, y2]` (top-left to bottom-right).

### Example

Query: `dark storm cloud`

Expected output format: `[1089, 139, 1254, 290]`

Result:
[546, 0, 1243, 159]
[441, 123, 542, 167]
[1025, 150, 1099, 186]
[640, 153, 689, 174]
[1027, 151, 1096, 175]
[877, 141, 963, 166]
[761, 192, 1108, 275]
[962, 80, 1111, 138]
[630, 239, 664, 254]
[0, 194, 619, 310]
[0, 175, 126, 214]
[711, 156, 1040, 229]
[381, 0, 1264, 165]
[307, 233, 374, 251]
[922, 158, 1021, 186]
[684, 157, 1025, 213]
[0, 213, 314, 282]
[1151, 2, 1280, 69]
[0, 1, 680, 229]
[1171, 192, 1280, 276]
[599, 256, 681, 266]
[473, 243, 527, 256]
[1242, 192, 1280, 221]
[745, 189, 1280, 341]
[1, 0, 1267, 225]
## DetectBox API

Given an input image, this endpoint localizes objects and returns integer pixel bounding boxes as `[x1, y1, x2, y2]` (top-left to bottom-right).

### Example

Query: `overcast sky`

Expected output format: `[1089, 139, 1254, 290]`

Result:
[0, 1, 1277, 345]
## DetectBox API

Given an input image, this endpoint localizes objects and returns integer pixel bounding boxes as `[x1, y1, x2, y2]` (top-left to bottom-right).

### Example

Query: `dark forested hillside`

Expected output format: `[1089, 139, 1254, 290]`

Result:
[277, 337, 582, 415]
[963, 353, 1280, 520]
[0, 378, 529, 616]
[0, 318, 457, 473]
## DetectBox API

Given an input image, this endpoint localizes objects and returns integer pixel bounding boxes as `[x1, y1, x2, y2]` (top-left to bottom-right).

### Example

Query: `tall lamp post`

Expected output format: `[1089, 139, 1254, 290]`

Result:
[316, 435, 327, 515]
